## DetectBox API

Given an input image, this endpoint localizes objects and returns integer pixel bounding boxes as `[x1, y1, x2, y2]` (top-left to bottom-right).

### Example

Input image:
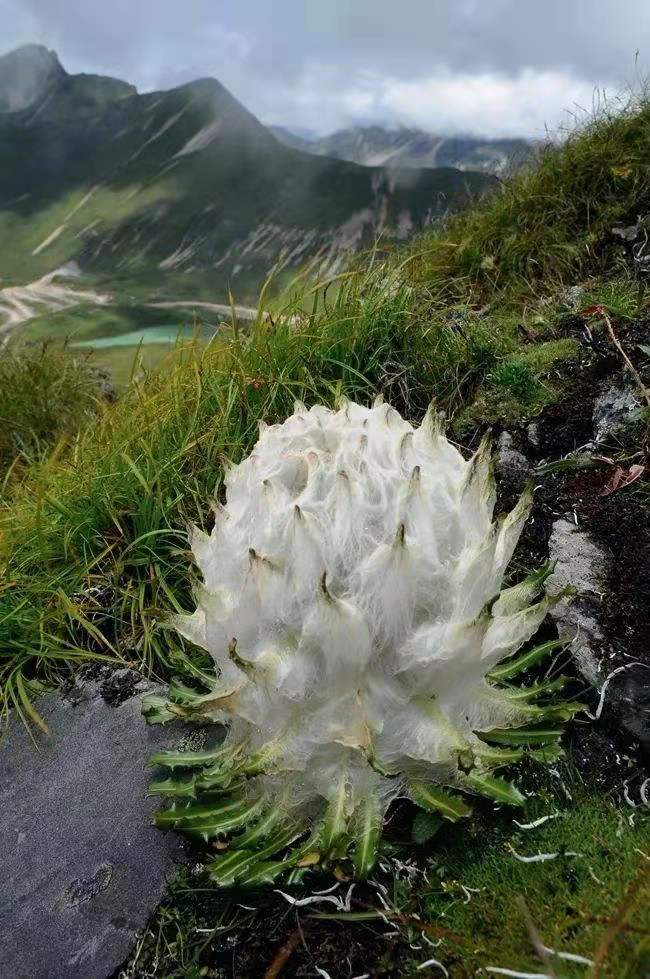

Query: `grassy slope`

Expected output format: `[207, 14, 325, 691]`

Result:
[2, 97, 650, 975]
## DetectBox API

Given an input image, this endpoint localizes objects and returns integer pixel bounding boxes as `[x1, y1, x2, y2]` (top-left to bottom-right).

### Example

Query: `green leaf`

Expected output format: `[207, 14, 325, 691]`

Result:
[493, 564, 554, 617]
[168, 677, 210, 704]
[321, 776, 349, 854]
[233, 804, 291, 850]
[538, 701, 583, 722]
[142, 693, 180, 725]
[412, 811, 444, 844]
[478, 725, 563, 746]
[194, 768, 240, 793]
[184, 801, 266, 841]
[466, 772, 524, 806]
[352, 794, 382, 879]
[529, 744, 565, 764]
[498, 677, 568, 701]
[149, 740, 242, 771]
[475, 745, 525, 767]
[638, 344, 650, 356]
[238, 857, 297, 887]
[154, 793, 249, 829]
[149, 776, 196, 798]
[489, 639, 567, 680]
[408, 781, 472, 821]
[208, 825, 302, 886]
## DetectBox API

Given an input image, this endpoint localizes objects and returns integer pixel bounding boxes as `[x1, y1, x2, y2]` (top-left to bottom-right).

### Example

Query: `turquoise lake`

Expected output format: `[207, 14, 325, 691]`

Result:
[73, 325, 212, 349]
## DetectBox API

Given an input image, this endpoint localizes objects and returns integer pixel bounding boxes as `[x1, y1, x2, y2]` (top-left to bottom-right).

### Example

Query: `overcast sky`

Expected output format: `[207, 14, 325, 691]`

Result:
[2, 0, 648, 137]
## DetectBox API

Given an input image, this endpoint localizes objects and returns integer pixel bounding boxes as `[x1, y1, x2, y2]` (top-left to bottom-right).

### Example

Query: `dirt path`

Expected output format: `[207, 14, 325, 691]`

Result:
[0, 270, 111, 335]
[0, 274, 281, 338]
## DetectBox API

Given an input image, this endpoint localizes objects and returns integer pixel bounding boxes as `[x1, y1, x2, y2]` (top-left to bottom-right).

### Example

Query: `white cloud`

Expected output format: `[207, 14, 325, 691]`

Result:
[260, 65, 616, 138]
[1, 0, 646, 137]
[378, 69, 609, 138]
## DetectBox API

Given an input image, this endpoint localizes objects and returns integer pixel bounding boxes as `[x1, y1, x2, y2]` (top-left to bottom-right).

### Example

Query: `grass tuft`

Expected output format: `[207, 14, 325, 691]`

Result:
[0, 340, 106, 486]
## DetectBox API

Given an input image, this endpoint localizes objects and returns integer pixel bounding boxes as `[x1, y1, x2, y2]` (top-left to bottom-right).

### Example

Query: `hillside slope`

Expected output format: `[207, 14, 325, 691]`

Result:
[271, 123, 533, 174]
[2, 89, 649, 979]
[0, 47, 494, 304]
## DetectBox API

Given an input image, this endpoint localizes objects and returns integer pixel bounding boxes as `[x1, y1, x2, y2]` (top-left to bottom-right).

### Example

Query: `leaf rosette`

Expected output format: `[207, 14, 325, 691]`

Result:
[146, 398, 577, 886]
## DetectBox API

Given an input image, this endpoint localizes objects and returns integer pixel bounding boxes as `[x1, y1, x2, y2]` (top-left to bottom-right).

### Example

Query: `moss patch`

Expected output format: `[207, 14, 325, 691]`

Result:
[120, 788, 649, 978]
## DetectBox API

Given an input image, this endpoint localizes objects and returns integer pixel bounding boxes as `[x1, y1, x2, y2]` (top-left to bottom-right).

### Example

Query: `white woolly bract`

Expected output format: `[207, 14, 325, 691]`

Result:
[171, 398, 552, 837]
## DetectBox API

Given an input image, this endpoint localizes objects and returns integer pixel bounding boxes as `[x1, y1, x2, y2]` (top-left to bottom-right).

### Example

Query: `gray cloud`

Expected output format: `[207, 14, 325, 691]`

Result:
[2, 0, 648, 135]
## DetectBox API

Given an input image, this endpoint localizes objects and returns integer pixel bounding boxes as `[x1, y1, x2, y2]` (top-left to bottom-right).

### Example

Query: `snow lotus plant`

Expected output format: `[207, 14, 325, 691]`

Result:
[145, 398, 578, 887]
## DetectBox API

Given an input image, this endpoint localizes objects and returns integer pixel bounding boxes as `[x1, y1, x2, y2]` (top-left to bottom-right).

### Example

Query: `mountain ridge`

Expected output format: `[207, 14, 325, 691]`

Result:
[0, 45, 496, 305]
[270, 123, 534, 175]
[0, 44, 65, 112]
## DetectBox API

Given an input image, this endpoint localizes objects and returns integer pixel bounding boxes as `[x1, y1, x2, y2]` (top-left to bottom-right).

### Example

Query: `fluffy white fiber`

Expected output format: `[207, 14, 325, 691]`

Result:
[165, 397, 562, 859]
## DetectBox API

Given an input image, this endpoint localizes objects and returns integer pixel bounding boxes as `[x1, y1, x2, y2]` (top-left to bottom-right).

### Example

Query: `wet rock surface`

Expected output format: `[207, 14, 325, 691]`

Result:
[592, 385, 640, 441]
[495, 430, 532, 486]
[547, 518, 609, 684]
[0, 677, 190, 979]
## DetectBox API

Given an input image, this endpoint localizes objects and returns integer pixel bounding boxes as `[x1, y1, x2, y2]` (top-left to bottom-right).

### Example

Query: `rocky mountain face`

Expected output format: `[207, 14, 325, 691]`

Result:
[270, 124, 533, 176]
[0, 47, 496, 302]
[0, 44, 65, 112]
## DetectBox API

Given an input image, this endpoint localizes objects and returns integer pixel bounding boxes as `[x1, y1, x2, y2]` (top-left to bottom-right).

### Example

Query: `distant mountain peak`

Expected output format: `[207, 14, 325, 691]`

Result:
[0, 44, 65, 112]
[272, 123, 533, 175]
[3, 43, 63, 68]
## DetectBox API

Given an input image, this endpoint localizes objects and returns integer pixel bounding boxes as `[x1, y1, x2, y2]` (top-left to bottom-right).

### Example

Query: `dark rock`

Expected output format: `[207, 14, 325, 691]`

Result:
[611, 665, 650, 749]
[0, 679, 191, 979]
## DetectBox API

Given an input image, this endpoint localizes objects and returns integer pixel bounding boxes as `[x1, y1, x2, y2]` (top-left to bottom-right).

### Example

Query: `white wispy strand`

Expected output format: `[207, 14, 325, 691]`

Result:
[513, 813, 561, 830]
[507, 845, 583, 863]
[417, 958, 449, 976]
[485, 969, 553, 979]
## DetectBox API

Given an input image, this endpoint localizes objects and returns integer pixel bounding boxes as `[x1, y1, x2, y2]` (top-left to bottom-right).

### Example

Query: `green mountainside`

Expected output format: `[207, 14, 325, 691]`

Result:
[0, 46, 494, 309]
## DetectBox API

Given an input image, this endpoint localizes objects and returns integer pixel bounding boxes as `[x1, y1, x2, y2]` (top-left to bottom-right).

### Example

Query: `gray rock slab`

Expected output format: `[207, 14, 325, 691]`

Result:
[0, 677, 191, 979]
[547, 518, 609, 684]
